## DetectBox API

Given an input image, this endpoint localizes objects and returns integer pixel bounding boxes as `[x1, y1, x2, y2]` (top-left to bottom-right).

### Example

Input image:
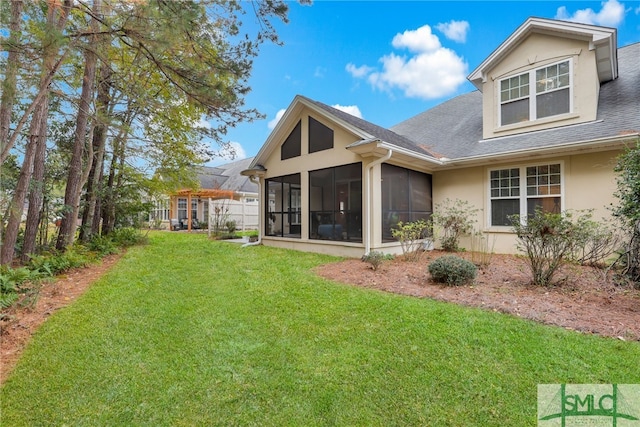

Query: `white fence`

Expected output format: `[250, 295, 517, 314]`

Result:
[209, 198, 259, 231]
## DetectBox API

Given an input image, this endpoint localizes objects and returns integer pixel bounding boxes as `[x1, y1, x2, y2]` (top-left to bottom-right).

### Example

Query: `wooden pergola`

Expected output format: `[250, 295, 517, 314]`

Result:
[171, 189, 242, 232]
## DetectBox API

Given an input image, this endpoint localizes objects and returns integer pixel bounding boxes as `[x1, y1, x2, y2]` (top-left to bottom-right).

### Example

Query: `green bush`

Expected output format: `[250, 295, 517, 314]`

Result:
[110, 227, 147, 247]
[0, 266, 45, 310]
[391, 220, 432, 261]
[361, 251, 394, 271]
[87, 235, 119, 256]
[428, 255, 477, 286]
[432, 199, 478, 252]
[511, 208, 575, 287]
[570, 210, 621, 267]
[225, 220, 237, 234]
[27, 246, 95, 276]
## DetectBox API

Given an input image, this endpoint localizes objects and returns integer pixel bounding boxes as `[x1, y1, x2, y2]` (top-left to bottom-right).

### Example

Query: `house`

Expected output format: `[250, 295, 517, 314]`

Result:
[151, 157, 259, 231]
[241, 18, 640, 257]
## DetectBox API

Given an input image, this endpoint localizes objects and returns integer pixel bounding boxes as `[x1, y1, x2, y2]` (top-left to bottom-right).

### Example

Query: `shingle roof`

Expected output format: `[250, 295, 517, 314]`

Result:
[298, 96, 438, 158]
[196, 157, 258, 193]
[391, 42, 639, 161]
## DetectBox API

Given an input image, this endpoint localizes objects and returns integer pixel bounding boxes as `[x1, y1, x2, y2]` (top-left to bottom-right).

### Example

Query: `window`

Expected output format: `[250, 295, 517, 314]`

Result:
[308, 116, 334, 153]
[177, 198, 187, 220]
[281, 120, 301, 160]
[500, 60, 571, 126]
[490, 163, 562, 226]
[151, 199, 170, 221]
[309, 163, 362, 242]
[265, 174, 301, 237]
[381, 164, 432, 242]
[191, 199, 198, 222]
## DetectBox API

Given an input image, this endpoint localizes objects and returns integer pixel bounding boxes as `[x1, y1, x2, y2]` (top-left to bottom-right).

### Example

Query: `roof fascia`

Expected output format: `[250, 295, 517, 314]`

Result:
[438, 133, 638, 169]
[347, 139, 444, 166]
[468, 17, 617, 91]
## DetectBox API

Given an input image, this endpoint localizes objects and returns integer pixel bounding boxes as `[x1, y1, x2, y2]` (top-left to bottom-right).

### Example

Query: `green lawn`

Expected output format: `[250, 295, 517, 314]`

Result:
[1, 232, 638, 426]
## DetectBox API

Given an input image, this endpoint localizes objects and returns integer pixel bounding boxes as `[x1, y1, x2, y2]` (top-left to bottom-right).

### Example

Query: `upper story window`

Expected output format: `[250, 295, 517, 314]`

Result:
[499, 60, 571, 126]
[281, 120, 301, 160]
[308, 117, 334, 153]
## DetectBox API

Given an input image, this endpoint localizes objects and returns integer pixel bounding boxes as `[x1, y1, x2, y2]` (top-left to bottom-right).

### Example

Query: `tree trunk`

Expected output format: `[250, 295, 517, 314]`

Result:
[101, 140, 120, 236]
[0, 0, 71, 265]
[0, 0, 24, 154]
[0, 0, 72, 165]
[0, 128, 37, 265]
[80, 61, 111, 242]
[56, 0, 101, 250]
[20, 104, 49, 263]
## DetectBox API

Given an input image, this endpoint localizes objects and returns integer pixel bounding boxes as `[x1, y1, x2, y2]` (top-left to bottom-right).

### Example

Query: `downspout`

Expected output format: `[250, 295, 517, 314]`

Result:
[364, 148, 392, 255]
[242, 175, 262, 247]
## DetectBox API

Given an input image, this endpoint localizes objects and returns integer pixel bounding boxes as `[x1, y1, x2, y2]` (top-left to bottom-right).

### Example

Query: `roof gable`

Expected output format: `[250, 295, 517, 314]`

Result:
[468, 17, 617, 91]
[245, 95, 437, 173]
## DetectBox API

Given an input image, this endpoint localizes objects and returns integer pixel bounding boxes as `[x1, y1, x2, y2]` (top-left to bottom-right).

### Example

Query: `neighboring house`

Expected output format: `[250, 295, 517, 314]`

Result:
[241, 18, 640, 257]
[151, 157, 259, 231]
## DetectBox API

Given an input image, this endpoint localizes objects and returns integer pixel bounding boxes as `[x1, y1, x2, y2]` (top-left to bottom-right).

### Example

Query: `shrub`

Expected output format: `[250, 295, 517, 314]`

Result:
[361, 251, 394, 271]
[87, 235, 119, 257]
[511, 208, 576, 287]
[570, 210, 622, 267]
[611, 140, 640, 285]
[469, 230, 496, 269]
[27, 246, 95, 276]
[225, 220, 237, 234]
[428, 255, 477, 286]
[0, 266, 45, 311]
[110, 227, 147, 247]
[391, 220, 432, 261]
[432, 199, 478, 252]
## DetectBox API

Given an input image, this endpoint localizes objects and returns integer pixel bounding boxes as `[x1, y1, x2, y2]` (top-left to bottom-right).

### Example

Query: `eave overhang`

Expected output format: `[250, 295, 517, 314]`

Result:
[346, 138, 444, 172]
[468, 17, 618, 91]
[437, 133, 638, 170]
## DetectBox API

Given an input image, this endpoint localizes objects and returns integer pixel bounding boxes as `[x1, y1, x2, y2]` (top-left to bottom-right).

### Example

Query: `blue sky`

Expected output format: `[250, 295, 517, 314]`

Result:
[206, 0, 640, 165]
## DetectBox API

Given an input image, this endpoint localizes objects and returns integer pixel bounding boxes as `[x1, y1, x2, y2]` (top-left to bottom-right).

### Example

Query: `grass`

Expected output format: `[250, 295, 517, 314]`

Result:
[1, 232, 638, 426]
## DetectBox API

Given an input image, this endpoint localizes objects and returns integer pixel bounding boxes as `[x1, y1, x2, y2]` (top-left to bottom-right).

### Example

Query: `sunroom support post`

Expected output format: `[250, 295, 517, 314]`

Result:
[364, 148, 392, 255]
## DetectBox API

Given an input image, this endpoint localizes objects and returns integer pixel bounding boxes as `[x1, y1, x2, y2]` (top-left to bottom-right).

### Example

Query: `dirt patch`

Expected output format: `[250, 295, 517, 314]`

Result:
[0, 253, 123, 385]
[315, 251, 640, 341]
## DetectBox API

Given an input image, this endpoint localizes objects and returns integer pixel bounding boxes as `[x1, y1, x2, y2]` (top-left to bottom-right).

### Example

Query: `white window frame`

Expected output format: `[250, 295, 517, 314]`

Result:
[498, 59, 573, 127]
[488, 161, 565, 227]
[177, 198, 188, 220]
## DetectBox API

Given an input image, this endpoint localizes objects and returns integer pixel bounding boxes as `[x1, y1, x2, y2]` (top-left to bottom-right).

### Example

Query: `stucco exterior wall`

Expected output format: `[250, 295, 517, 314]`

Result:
[432, 149, 621, 254]
[481, 33, 599, 139]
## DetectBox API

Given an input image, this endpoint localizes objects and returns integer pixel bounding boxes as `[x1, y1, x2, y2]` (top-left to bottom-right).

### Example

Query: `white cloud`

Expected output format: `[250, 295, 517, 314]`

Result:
[635, 5, 640, 14]
[348, 24, 467, 100]
[392, 25, 441, 52]
[268, 109, 286, 130]
[332, 104, 363, 119]
[435, 20, 470, 43]
[346, 63, 374, 78]
[555, 0, 626, 27]
[314, 66, 326, 78]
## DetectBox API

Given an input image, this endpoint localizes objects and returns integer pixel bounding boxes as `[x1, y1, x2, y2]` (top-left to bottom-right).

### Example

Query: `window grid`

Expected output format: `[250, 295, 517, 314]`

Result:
[490, 168, 520, 198]
[499, 59, 571, 126]
[500, 73, 529, 102]
[536, 61, 570, 94]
